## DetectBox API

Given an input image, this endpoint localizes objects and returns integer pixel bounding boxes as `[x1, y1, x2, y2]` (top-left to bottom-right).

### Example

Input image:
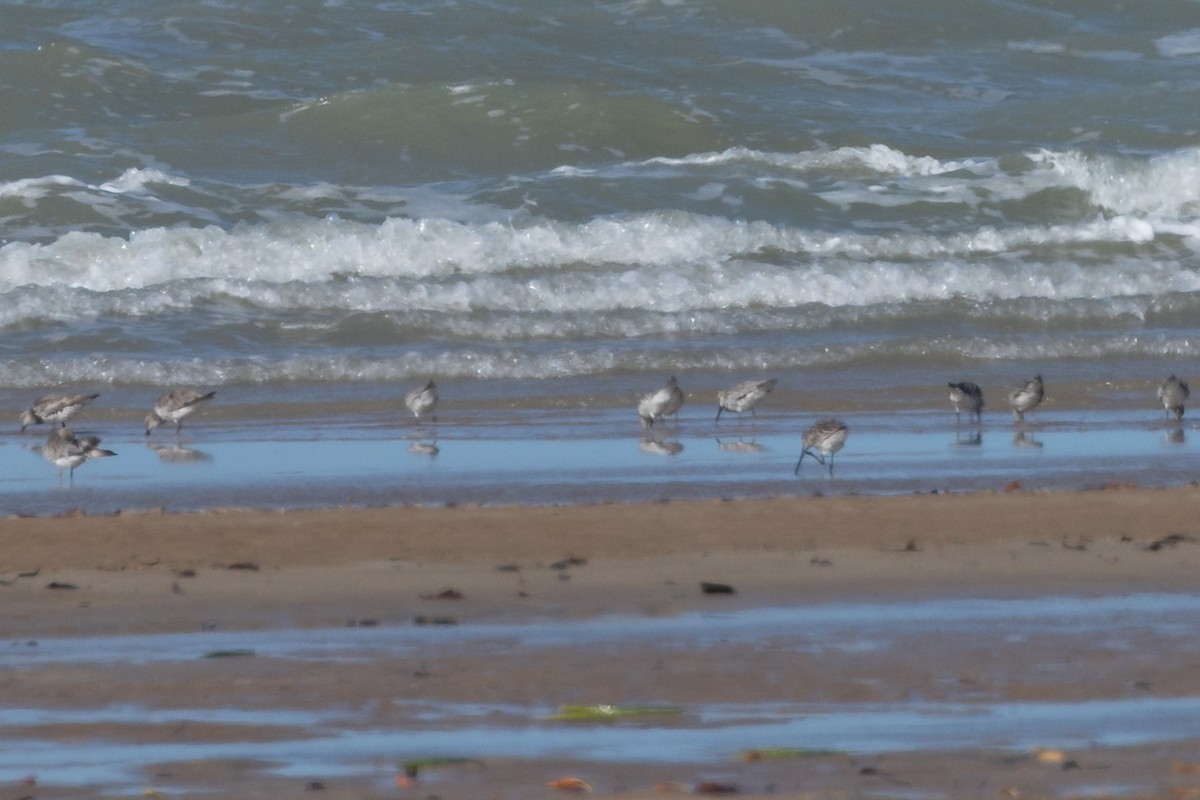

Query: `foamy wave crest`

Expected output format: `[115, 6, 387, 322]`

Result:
[1028, 148, 1200, 218]
[6, 331, 1199, 387]
[0, 168, 191, 201]
[2, 211, 1198, 324]
[630, 144, 1200, 221]
[639, 144, 989, 177]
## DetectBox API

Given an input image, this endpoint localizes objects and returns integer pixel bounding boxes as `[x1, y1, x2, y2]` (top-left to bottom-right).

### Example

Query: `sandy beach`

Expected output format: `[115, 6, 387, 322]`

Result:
[4, 486, 1200, 798]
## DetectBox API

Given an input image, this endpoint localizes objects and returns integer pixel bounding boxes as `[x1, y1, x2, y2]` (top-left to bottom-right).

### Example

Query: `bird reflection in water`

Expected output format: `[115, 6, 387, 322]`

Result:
[407, 440, 440, 457]
[640, 436, 683, 456]
[147, 442, 212, 463]
[951, 429, 982, 448]
[1011, 429, 1043, 448]
[716, 437, 766, 453]
[1163, 427, 1187, 445]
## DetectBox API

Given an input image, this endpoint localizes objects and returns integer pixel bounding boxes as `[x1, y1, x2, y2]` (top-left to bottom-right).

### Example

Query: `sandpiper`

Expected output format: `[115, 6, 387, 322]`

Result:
[794, 418, 849, 476]
[405, 380, 438, 423]
[716, 378, 777, 423]
[638, 376, 684, 428]
[1158, 374, 1190, 421]
[1007, 375, 1044, 423]
[19, 393, 99, 432]
[145, 388, 217, 437]
[42, 426, 116, 485]
[948, 381, 984, 424]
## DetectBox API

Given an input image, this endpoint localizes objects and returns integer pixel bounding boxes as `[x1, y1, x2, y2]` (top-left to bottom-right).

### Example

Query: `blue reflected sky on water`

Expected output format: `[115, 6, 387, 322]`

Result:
[5, 695, 1200, 788]
[0, 407, 1196, 514]
[8, 592, 1200, 668]
[5, 592, 1200, 788]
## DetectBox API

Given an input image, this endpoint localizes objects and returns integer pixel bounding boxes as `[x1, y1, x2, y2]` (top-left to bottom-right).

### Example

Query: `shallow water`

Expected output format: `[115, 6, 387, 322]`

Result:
[1, 399, 1196, 514]
[4, 593, 1200, 790]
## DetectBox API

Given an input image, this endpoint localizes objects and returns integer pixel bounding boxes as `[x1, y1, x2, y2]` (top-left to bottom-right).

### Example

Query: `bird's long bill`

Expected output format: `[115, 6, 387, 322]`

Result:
[793, 451, 806, 474]
[715, 406, 723, 423]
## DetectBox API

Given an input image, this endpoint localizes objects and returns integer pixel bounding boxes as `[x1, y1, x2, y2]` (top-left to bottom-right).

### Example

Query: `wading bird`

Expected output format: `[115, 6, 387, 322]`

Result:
[716, 378, 777, 423]
[795, 419, 848, 477]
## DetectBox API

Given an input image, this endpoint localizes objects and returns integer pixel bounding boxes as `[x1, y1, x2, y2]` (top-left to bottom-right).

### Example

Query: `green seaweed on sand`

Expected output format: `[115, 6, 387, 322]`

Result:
[200, 649, 256, 659]
[546, 704, 683, 721]
[401, 757, 485, 777]
[740, 747, 845, 761]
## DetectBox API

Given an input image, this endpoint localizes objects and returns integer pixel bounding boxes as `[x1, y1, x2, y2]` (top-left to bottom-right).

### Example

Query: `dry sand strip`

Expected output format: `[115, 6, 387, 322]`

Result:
[1, 485, 1200, 636]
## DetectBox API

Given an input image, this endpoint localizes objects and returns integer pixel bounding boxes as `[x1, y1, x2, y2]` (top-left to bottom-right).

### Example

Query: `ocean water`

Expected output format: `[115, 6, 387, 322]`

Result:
[4, 0, 1200, 511]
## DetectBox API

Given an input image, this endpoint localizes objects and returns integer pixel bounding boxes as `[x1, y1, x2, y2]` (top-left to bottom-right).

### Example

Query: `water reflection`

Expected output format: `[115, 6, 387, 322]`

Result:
[1012, 429, 1043, 449]
[407, 441, 440, 457]
[951, 430, 982, 448]
[640, 437, 683, 456]
[1163, 427, 1186, 445]
[147, 442, 212, 463]
[715, 437, 766, 453]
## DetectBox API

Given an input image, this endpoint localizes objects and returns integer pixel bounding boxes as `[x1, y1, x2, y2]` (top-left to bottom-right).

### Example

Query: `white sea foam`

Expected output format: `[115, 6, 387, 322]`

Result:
[1028, 148, 1200, 217]
[1, 209, 1195, 314]
[4, 327, 1198, 388]
[1156, 29, 1200, 57]
[642, 144, 987, 177]
[0, 175, 87, 201]
[98, 168, 190, 194]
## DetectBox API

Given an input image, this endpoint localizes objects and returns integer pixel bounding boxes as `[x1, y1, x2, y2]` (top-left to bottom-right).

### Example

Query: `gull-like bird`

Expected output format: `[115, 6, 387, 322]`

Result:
[405, 380, 438, 423]
[1158, 374, 1190, 421]
[716, 378, 777, 423]
[42, 427, 116, 485]
[948, 381, 984, 424]
[638, 376, 684, 428]
[794, 419, 849, 477]
[20, 393, 99, 432]
[1007, 375, 1044, 423]
[145, 388, 217, 437]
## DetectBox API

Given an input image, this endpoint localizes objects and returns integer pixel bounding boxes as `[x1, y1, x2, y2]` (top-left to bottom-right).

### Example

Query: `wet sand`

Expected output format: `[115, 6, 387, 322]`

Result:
[4, 487, 1200, 798]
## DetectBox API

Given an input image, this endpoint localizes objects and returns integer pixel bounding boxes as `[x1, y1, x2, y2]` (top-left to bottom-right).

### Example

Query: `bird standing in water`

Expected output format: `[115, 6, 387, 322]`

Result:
[20, 392, 99, 432]
[716, 378, 777, 423]
[948, 381, 984, 424]
[1007, 375, 1044, 423]
[405, 380, 439, 423]
[795, 419, 849, 477]
[638, 376, 684, 428]
[42, 427, 116, 485]
[145, 388, 217, 437]
[1158, 374, 1189, 421]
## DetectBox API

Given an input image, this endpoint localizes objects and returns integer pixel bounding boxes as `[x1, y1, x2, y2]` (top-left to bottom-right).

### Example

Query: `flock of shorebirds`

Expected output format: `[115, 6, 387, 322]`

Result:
[637, 371, 1191, 477]
[16, 371, 1192, 484]
[19, 388, 218, 484]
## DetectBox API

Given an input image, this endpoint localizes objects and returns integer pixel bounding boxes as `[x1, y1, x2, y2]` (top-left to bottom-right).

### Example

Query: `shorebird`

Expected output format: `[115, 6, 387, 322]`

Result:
[948, 381, 984, 424]
[19, 393, 99, 432]
[145, 388, 216, 437]
[1007, 375, 1044, 423]
[715, 378, 777, 423]
[638, 376, 684, 428]
[794, 418, 848, 476]
[42, 427, 116, 485]
[1158, 374, 1190, 421]
[405, 380, 438, 423]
